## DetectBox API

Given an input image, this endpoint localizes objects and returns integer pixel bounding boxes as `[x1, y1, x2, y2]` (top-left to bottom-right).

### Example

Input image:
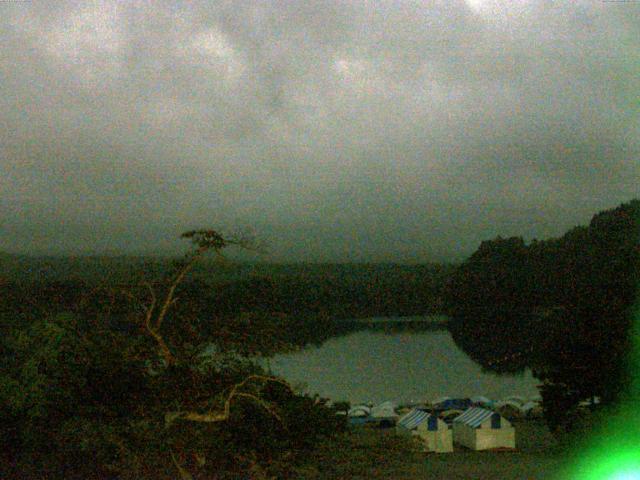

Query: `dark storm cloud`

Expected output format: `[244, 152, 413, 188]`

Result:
[1, 0, 638, 261]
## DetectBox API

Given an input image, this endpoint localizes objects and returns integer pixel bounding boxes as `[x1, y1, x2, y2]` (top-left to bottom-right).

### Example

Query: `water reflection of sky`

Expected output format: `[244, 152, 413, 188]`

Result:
[270, 328, 539, 405]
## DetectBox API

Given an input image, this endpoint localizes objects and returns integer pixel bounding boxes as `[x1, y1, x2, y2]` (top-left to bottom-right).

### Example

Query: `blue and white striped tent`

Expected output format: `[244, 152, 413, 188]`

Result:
[396, 408, 453, 452]
[397, 409, 437, 431]
[453, 407, 500, 428]
[452, 407, 515, 450]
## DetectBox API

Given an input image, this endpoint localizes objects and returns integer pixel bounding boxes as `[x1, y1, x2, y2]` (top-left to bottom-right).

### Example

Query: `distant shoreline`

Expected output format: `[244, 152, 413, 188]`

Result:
[340, 315, 449, 325]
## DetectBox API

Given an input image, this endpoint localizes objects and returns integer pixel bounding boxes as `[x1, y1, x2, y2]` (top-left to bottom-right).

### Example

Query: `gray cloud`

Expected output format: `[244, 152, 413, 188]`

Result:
[1, 0, 638, 261]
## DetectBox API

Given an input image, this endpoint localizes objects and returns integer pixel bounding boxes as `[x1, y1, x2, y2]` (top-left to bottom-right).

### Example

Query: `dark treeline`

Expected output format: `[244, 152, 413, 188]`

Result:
[174, 263, 451, 325]
[445, 199, 640, 431]
[0, 262, 452, 354]
[0, 259, 452, 317]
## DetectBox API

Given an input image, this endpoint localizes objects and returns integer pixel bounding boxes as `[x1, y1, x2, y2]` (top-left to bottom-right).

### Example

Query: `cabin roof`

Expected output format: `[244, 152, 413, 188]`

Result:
[397, 409, 430, 429]
[453, 407, 496, 428]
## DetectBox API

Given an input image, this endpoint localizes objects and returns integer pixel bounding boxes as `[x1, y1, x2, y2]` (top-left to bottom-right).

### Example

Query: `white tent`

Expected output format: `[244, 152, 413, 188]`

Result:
[521, 401, 543, 418]
[439, 409, 464, 424]
[371, 401, 398, 419]
[470, 395, 493, 407]
[431, 396, 452, 406]
[452, 407, 515, 451]
[495, 400, 524, 420]
[348, 405, 371, 417]
[396, 409, 453, 453]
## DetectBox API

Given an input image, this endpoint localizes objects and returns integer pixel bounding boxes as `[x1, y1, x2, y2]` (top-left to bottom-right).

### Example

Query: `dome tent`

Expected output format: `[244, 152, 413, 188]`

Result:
[504, 395, 526, 405]
[433, 398, 472, 411]
[521, 401, 543, 418]
[495, 400, 524, 420]
[371, 400, 398, 418]
[470, 395, 493, 407]
[347, 405, 376, 425]
[348, 405, 371, 417]
[371, 400, 399, 428]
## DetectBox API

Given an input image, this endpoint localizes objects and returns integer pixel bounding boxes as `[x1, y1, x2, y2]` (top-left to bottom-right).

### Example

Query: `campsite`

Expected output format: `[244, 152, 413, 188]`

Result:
[302, 395, 565, 479]
[279, 388, 601, 479]
[298, 416, 563, 479]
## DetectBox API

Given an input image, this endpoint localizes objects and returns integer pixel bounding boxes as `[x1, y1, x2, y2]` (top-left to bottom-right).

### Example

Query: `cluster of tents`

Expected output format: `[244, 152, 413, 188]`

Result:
[344, 395, 544, 453]
[433, 395, 544, 421]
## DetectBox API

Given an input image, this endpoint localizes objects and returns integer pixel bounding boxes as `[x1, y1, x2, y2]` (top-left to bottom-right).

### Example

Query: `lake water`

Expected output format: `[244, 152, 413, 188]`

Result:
[269, 317, 540, 405]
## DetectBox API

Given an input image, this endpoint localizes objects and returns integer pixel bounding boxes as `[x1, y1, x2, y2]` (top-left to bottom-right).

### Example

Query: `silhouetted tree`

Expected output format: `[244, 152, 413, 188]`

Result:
[445, 200, 640, 433]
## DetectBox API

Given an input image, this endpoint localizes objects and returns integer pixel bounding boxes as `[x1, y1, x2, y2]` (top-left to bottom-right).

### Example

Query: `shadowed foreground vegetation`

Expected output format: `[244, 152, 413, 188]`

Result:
[0, 231, 350, 479]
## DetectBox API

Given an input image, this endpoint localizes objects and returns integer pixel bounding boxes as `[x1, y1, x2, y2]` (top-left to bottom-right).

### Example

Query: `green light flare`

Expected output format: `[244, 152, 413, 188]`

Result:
[559, 303, 640, 479]
[610, 472, 640, 480]
[583, 450, 640, 479]
[563, 424, 640, 479]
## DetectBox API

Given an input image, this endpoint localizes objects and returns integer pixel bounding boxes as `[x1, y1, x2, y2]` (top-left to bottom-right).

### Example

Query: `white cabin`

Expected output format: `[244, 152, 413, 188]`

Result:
[452, 407, 515, 451]
[396, 409, 453, 453]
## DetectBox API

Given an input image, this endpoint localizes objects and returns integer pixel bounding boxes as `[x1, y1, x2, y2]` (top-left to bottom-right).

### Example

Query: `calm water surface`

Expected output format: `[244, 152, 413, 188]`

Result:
[269, 317, 539, 404]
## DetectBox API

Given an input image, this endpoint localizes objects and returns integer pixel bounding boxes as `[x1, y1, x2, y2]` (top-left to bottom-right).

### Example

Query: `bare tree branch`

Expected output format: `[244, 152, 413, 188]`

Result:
[170, 448, 194, 480]
[154, 250, 202, 332]
[137, 280, 178, 365]
[165, 375, 291, 427]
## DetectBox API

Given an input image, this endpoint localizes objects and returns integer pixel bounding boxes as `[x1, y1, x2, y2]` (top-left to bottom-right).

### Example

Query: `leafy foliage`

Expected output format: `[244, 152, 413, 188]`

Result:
[0, 230, 346, 479]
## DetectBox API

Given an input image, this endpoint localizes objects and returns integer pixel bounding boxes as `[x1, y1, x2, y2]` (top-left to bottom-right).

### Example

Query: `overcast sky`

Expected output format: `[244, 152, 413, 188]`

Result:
[1, 1, 638, 262]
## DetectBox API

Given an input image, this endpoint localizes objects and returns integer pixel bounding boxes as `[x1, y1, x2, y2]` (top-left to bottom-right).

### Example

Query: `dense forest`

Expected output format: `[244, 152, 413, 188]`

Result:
[445, 199, 640, 431]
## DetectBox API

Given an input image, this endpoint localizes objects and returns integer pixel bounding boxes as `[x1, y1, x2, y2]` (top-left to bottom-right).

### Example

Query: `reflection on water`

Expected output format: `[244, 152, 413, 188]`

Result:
[269, 319, 539, 405]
